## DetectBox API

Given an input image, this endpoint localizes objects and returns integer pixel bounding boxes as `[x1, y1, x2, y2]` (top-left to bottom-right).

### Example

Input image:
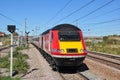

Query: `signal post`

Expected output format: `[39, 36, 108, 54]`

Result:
[7, 25, 16, 78]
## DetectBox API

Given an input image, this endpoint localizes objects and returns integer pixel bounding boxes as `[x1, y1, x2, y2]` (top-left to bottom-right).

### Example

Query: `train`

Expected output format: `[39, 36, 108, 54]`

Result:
[38, 24, 87, 70]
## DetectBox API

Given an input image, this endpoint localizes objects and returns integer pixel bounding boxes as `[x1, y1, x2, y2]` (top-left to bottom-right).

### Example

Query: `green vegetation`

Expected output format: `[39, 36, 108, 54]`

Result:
[0, 76, 20, 80]
[0, 45, 29, 78]
[0, 56, 9, 68]
[0, 32, 19, 46]
[15, 44, 28, 51]
[0, 36, 10, 46]
[86, 35, 120, 55]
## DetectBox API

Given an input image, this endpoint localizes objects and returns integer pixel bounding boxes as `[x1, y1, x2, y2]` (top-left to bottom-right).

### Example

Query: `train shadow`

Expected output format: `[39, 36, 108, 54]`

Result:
[58, 63, 89, 73]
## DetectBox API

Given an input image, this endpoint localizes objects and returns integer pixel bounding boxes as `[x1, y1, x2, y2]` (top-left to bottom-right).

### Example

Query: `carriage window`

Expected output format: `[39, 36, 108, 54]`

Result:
[58, 31, 80, 41]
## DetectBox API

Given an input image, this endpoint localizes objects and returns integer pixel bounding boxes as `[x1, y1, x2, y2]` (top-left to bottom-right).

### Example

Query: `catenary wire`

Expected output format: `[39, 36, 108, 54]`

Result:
[45, 0, 73, 26]
[72, 0, 114, 23]
[85, 18, 120, 25]
[0, 13, 23, 26]
[84, 7, 120, 21]
[53, 0, 95, 25]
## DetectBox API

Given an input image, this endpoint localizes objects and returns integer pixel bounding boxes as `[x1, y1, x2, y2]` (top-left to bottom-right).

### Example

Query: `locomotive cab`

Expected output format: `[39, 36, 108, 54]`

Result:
[58, 31, 86, 55]
[49, 24, 87, 67]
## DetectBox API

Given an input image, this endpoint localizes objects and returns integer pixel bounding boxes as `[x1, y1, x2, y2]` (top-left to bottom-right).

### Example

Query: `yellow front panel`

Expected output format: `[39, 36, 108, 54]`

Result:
[59, 41, 83, 54]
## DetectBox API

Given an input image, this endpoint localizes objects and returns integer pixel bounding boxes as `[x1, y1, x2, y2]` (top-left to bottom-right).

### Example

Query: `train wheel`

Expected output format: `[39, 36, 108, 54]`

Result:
[52, 64, 58, 71]
[50, 60, 58, 71]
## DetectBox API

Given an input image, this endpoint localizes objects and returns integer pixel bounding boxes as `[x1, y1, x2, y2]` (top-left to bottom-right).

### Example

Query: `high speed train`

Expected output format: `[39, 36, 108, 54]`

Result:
[38, 24, 87, 70]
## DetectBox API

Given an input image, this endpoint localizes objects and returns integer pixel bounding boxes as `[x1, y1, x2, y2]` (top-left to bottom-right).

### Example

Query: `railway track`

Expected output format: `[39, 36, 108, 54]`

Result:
[0, 45, 16, 51]
[0, 45, 17, 57]
[0, 46, 10, 51]
[58, 70, 104, 80]
[87, 51, 120, 70]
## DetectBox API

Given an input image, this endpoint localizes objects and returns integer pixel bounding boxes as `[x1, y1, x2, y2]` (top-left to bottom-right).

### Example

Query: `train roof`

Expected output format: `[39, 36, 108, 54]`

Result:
[41, 24, 81, 35]
[51, 24, 80, 31]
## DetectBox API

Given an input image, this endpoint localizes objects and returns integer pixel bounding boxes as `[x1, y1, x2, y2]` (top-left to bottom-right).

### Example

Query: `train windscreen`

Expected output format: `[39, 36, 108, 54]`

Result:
[58, 31, 80, 41]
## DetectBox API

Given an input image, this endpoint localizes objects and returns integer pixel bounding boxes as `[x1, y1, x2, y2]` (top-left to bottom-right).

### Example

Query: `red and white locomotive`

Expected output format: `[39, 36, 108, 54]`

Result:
[39, 24, 87, 70]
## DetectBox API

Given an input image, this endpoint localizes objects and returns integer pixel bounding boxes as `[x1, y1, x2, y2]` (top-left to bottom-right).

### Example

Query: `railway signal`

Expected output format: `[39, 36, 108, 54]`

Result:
[7, 25, 16, 78]
[25, 31, 30, 47]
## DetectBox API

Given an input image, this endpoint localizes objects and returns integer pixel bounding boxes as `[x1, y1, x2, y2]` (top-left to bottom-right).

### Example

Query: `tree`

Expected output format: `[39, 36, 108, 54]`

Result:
[103, 36, 108, 43]
[13, 32, 18, 36]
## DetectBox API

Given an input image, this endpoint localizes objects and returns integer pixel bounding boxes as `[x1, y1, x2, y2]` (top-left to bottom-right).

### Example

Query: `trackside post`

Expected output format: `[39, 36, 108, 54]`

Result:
[7, 25, 16, 78]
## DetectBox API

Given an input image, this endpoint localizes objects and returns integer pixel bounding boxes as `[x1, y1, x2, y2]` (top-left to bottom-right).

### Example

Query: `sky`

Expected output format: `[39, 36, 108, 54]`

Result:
[0, 0, 120, 37]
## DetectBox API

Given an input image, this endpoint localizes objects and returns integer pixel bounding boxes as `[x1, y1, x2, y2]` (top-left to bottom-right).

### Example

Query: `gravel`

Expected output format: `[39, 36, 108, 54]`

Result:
[84, 58, 120, 80]
[21, 44, 63, 80]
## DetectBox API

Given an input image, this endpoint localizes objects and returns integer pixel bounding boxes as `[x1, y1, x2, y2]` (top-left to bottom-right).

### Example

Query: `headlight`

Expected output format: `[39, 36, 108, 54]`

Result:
[60, 49, 64, 53]
[80, 49, 83, 52]
[80, 49, 87, 53]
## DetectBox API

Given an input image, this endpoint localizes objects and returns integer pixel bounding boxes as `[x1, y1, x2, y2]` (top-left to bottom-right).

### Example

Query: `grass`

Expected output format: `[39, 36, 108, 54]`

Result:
[0, 45, 29, 78]
[86, 35, 120, 55]
[88, 44, 120, 55]
[13, 58, 29, 73]
[0, 76, 20, 80]
[12, 46, 29, 73]
[0, 56, 9, 68]
[15, 44, 28, 51]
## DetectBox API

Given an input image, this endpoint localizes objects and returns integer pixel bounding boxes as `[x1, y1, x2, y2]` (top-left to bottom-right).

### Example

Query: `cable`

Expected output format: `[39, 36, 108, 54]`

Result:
[45, 0, 72, 25]
[86, 18, 120, 25]
[54, 0, 95, 25]
[84, 7, 120, 21]
[72, 0, 115, 22]
[0, 13, 23, 26]
[83, 29, 120, 35]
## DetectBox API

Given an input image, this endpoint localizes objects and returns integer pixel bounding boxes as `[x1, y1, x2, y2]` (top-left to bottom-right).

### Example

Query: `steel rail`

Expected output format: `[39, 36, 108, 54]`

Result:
[87, 52, 120, 70]
[59, 72, 88, 80]
[0, 45, 17, 52]
[88, 51, 120, 61]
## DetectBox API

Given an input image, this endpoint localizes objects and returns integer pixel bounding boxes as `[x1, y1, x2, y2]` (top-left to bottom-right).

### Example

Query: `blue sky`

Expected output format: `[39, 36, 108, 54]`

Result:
[0, 0, 120, 37]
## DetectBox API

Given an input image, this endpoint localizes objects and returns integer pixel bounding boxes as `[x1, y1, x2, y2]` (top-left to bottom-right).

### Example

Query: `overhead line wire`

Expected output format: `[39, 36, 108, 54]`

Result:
[89, 29, 120, 32]
[54, 0, 95, 25]
[45, 0, 72, 25]
[86, 18, 120, 25]
[82, 18, 120, 31]
[72, 0, 115, 23]
[84, 7, 120, 21]
[0, 13, 23, 26]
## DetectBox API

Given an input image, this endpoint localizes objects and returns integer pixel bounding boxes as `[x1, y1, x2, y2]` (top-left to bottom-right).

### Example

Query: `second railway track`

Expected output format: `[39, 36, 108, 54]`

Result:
[87, 51, 120, 70]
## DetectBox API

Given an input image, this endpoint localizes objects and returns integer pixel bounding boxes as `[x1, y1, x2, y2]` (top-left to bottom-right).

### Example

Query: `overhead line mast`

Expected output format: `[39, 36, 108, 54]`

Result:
[25, 18, 27, 36]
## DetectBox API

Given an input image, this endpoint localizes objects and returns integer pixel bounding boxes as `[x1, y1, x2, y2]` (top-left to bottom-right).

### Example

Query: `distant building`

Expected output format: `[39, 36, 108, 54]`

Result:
[0, 32, 5, 37]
